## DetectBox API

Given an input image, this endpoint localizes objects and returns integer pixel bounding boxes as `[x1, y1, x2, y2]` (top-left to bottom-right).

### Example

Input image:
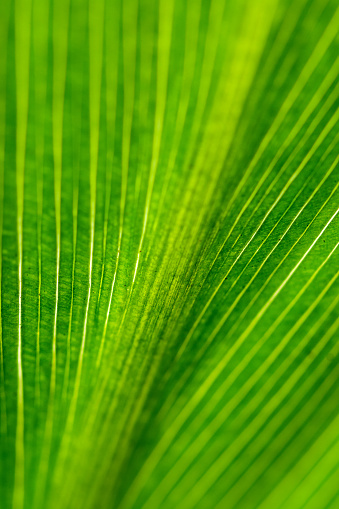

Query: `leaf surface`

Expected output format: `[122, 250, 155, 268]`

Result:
[0, 0, 338, 508]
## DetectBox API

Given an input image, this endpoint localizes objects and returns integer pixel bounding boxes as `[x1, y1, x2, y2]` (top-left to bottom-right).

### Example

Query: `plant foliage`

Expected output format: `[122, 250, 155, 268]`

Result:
[0, 0, 338, 507]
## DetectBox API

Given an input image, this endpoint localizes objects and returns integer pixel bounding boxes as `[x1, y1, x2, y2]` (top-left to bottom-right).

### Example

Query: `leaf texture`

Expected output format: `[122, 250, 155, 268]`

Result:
[0, 0, 338, 508]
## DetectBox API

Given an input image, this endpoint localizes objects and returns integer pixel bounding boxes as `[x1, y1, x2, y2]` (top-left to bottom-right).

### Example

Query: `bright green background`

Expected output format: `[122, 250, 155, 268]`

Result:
[0, 0, 338, 507]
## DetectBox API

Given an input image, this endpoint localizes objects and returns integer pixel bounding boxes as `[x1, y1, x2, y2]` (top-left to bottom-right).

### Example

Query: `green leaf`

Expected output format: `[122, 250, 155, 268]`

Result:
[0, 0, 338, 508]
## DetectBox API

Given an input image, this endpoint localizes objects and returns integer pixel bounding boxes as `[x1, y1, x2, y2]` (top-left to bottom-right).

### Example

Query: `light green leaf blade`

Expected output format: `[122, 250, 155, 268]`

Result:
[0, 0, 338, 508]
